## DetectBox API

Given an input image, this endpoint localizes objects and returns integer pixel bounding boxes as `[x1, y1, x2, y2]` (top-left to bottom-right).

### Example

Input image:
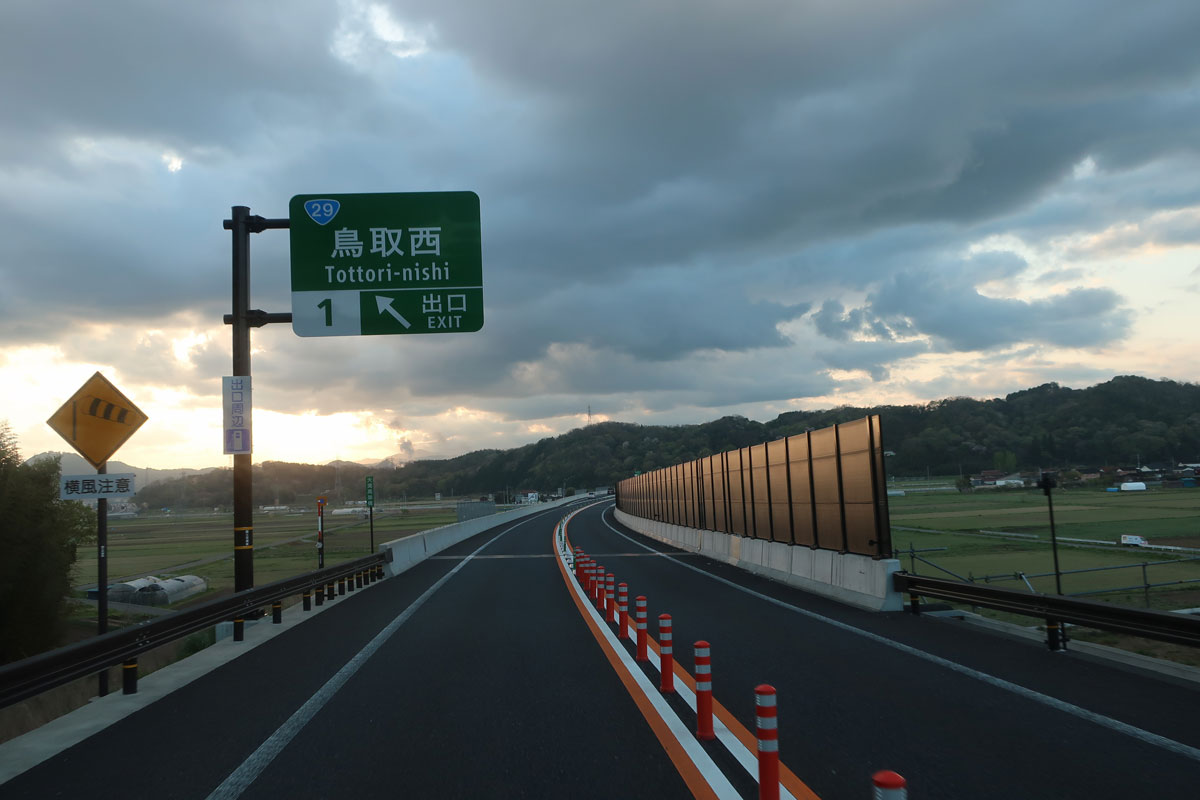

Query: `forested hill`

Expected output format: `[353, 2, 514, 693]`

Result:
[133, 376, 1200, 508]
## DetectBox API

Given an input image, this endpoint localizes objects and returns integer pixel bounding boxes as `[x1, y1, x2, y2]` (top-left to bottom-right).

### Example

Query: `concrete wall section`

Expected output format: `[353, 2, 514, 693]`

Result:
[379, 497, 581, 578]
[614, 509, 902, 612]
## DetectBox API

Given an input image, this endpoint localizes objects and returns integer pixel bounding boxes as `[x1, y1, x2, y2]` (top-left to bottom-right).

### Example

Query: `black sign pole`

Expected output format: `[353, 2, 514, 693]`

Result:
[223, 207, 290, 609]
[317, 500, 325, 569]
[97, 460, 108, 697]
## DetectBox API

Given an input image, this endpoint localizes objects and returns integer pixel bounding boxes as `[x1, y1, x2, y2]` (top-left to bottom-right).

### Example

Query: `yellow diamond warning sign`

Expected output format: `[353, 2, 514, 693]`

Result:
[47, 372, 147, 469]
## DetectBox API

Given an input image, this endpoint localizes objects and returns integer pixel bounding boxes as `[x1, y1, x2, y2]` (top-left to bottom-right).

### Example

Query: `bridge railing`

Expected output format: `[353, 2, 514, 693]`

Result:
[0, 550, 388, 710]
[893, 572, 1200, 648]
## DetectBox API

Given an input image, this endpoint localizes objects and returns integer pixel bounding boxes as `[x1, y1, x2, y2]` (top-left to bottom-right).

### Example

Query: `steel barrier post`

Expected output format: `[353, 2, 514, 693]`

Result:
[327, 580, 336, 600]
[1047, 619, 1064, 651]
[122, 659, 138, 695]
[356, 571, 363, 589]
[338, 577, 346, 596]
[272, 601, 282, 623]
[756, 684, 779, 800]
[303, 590, 312, 611]
[636, 596, 648, 661]
[659, 614, 674, 693]
[617, 583, 629, 639]
[694, 641, 714, 740]
[871, 770, 907, 799]
[315, 586, 324, 606]
[233, 618, 244, 642]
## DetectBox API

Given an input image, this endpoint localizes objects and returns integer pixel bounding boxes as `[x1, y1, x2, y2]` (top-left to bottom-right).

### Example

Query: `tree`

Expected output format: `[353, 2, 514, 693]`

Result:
[0, 422, 96, 663]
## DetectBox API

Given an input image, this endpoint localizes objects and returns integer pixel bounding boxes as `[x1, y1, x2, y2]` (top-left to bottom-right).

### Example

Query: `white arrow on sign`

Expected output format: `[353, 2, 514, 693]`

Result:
[376, 296, 412, 329]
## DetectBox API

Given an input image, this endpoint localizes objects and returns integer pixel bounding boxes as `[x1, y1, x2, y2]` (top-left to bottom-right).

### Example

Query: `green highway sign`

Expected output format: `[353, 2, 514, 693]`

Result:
[365, 475, 375, 508]
[289, 192, 483, 337]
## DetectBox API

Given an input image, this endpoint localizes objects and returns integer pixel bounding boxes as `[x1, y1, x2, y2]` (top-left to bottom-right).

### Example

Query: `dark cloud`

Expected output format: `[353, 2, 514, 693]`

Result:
[2, 0, 1198, 462]
[867, 270, 1131, 351]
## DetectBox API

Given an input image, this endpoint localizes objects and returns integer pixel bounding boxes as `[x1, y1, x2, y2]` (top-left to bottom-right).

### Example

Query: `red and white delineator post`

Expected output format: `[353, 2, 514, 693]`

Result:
[593, 565, 605, 609]
[694, 641, 715, 740]
[871, 770, 907, 799]
[635, 596, 648, 661]
[606, 574, 616, 622]
[659, 614, 674, 693]
[617, 583, 629, 639]
[756, 684, 779, 800]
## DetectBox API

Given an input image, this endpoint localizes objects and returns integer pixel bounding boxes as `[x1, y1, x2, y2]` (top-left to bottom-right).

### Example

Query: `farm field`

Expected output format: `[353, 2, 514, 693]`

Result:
[72, 505, 458, 601]
[886, 486, 1200, 605]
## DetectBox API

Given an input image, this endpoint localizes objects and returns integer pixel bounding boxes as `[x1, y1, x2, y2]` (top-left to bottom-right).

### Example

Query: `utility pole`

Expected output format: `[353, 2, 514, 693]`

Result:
[1039, 471, 1067, 651]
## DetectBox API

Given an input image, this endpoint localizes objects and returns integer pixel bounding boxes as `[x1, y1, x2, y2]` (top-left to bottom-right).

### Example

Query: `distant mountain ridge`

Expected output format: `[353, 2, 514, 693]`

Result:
[44, 375, 1200, 509]
[24, 452, 218, 487]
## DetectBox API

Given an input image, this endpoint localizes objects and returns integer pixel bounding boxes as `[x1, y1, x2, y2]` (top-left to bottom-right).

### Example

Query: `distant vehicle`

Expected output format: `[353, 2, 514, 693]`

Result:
[1120, 535, 1149, 547]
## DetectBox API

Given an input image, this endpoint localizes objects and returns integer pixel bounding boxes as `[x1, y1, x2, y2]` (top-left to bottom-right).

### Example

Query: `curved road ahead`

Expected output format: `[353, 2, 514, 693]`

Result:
[3, 499, 1198, 798]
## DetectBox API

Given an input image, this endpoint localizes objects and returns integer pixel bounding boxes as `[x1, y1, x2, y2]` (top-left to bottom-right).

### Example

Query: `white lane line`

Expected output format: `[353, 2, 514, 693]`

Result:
[206, 513, 546, 800]
[600, 509, 1200, 765]
[556, 511, 742, 800]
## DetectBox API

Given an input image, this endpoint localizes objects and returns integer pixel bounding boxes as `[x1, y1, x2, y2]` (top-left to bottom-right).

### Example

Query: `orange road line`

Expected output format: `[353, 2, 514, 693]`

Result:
[555, 530, 720, 800]
[567, 529, 819, 800]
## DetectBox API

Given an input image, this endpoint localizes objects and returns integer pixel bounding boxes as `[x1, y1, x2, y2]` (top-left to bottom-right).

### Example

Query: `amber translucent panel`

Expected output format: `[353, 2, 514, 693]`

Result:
[809, 426, 844, 551]
[711, 455, 728, 533]
[767, 438, 792, 544]
[726, 449, 746, 535]
[749, 443, 770, 540]
[838, 418, 879, 556]
[787, 434, 816, 547]
[872, 416, 893, 556]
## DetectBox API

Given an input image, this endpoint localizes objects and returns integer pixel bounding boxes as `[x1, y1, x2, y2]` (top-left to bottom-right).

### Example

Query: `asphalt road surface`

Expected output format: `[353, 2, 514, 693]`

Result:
[4, 499, 1199, 799]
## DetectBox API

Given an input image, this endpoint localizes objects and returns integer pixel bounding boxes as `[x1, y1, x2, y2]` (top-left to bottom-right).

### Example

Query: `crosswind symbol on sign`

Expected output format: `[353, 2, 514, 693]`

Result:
[82, 395, 135, 425]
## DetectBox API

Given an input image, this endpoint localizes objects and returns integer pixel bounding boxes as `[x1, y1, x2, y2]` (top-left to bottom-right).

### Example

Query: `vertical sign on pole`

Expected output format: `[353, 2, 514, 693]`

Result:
[365, 476, 375, 553]
[222, 377, 252, 455]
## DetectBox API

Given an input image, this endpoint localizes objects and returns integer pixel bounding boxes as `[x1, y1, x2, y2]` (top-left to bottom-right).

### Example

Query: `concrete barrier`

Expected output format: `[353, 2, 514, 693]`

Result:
[379, 496, 581, 578]
[614, 509, 902, 612]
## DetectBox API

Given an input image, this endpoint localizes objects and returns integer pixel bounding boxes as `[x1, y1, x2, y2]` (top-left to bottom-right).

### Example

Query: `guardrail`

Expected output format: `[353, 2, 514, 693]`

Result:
[0, 551, 388, 710]
[893, 572, 1200, 650]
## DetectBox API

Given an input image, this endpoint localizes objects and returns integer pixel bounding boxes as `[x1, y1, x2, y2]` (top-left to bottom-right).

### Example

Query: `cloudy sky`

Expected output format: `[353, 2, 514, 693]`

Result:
[3, 0, 1199, 470]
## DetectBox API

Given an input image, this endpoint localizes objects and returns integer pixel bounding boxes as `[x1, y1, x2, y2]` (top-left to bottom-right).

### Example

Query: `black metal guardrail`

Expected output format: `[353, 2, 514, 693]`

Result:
[0, 551, 388, 710]
[893, 572, 1200, 648]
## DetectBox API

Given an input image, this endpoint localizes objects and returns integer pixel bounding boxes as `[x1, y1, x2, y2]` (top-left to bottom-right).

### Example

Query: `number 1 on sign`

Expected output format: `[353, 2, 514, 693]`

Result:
[318, 298, 332, 326]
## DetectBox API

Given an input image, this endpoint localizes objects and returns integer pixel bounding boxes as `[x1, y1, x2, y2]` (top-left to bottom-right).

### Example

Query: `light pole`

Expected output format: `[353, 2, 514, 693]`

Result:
[561, 476, 572, 498]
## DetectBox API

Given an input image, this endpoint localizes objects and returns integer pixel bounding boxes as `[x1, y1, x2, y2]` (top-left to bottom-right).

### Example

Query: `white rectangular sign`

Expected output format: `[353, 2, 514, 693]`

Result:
[60, 473, 136, 499]
[223, 376, 252, 454]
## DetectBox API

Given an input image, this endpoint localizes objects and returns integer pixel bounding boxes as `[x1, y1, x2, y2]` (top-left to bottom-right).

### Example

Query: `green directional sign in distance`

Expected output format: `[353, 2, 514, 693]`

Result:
[365, 475, 375, 508]
[289, 192, 483, 337]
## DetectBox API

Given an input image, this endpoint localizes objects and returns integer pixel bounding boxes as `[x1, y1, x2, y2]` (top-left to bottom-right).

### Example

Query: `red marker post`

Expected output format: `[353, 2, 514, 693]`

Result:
[694, 641, 714, 740]
[606, 574, 616, 623]
[871, 770, 907, 799]
[756, 684, 779, 800]
[594, 565, 605, 609]
[659, 614, 674, 693]
[635, 596, 648, 661]
[617, 583, 629, 639]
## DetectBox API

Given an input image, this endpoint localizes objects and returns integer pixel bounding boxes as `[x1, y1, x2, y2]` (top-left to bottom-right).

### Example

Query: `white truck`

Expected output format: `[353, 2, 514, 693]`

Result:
[1120, 534, 1149, 547]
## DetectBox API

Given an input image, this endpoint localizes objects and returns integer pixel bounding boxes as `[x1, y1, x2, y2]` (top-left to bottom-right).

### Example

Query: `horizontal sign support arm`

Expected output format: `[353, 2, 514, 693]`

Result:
[223, 310, 294, 327]
[222, 216, 290, 233]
